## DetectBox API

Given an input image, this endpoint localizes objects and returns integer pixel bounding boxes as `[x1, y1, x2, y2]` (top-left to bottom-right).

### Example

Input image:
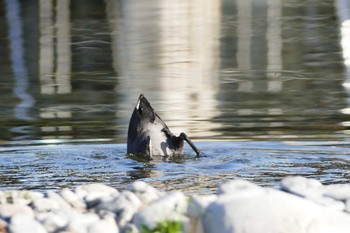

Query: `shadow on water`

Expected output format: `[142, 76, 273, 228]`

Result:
[0, 142, 350, 194]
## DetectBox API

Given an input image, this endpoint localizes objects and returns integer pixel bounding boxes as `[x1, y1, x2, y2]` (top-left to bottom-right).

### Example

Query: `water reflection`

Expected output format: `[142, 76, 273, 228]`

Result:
[0, 0, 349, 144]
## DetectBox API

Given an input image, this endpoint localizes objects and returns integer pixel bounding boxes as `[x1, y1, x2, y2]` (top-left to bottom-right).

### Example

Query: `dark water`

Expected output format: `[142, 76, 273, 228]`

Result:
[1, 0, 350, 193]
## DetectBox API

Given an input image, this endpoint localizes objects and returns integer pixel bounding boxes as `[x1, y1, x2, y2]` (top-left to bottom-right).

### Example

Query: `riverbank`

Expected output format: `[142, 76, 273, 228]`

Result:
[1, 176, 350, 233]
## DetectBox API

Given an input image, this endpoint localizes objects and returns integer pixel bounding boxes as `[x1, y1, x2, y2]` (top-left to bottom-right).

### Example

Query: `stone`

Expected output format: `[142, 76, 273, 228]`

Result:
[217, 179, 264, 198]
[74, 184, 119, 204]
[36, 211, 69, 233]
[94, 191, 141, 228]
[187, 195, 217, 218]
[9, 214, 47, 233]
[125, 181, 163, 204]
[280, 176, 324, 197]
[133, 191, 189, 231]
[87, 214, 119, 233]
[305, 195, 345, 211]
[323, 184, 350, 201]
[202, 188, 350, 233]
[46, 191, 72, 211]
[59, 188, 86, 210]
[31, 197, 60, 212]
[0, 204, 34, 218]
[64, 211, 100, 233]
[0, 219, 7, 233]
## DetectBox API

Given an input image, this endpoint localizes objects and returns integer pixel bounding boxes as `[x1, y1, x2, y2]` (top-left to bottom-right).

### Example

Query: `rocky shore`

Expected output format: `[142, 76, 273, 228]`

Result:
[1, 176, 350, 233]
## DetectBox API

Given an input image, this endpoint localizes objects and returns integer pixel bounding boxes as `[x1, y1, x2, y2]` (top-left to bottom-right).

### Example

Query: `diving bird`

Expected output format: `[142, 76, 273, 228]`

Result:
[127, 94, 201, 159]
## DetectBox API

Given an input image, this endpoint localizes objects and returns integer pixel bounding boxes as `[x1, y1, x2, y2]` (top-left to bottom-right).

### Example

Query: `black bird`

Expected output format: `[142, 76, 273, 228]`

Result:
[127, 94, 201, 159]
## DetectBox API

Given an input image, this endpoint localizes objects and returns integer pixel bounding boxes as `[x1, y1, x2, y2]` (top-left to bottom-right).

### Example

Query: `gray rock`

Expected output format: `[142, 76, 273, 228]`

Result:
[95, 191, 141, 228]
[59, 188, 86, 210]
[36, 211, 69, 233]
[202, 187, 350, 233]
[280, 176, 324, 197]
[125, 181, 163, 204]
[133, 191, 189, 231]
[9, 214, 47, 233]
[0, 204, 34, 218]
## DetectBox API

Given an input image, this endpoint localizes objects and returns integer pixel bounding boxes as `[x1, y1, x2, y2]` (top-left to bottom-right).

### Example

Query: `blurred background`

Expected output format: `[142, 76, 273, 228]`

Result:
[1, 0, 350, 145]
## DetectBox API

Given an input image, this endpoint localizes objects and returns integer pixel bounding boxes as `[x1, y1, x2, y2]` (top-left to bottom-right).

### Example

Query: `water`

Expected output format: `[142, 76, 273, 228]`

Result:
[1, 141, 350, 194]
[1, 0, 350, 193]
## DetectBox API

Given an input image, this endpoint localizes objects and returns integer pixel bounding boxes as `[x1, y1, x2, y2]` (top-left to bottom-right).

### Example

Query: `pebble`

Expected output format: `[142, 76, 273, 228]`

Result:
[0, 204, 34, 218]
[9, 214, 47, 233]
[0, 178, 350, 233]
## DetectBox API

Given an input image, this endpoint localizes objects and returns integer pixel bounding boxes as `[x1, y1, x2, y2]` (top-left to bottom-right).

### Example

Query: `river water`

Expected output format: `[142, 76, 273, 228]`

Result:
[1, 0, 350, 193]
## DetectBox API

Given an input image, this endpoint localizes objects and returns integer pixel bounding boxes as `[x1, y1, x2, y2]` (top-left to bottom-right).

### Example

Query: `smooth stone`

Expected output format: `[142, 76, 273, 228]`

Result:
[305, 195, 345, 211]
[0, 204, 34, 218]
[31, 198, 60, 212]
[94, 191, 141, 228]
[46, 191, 72, 211]
[59, 189, 86, 210]
[345, 199, 350, 213]
[187, 195, 217, 218]
[202, 188, 350, 233]
[125, 181, 163, 204]
[0, 191, 44, 205]
[133, 191, 189, 231]
[323, 184, 350, 201]
[64, 211, 100, 233]
[217, 180, 264, 198]
[87, 214, 119, 233]
[36, 211, 69, 233]
[74, 184, 119, 203]
[280, 176, 324, 197]
[0, 219, 7, 233]
[9, 214, 47, 233]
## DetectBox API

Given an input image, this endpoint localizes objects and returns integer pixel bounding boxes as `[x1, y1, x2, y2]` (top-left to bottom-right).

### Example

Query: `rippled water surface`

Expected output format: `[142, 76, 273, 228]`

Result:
[1, 0, 350, 192]
[1, 141, 350, 194]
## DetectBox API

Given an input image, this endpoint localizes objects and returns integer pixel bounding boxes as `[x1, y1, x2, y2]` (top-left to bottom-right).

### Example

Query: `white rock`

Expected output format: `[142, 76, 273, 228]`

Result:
[218, 179, 264, 198]
[75, 184, 119, 204]
[280, 176, 324, 197]
[323, 184, 350, 201]
[187, 195, 217, 218]
[95, 191, 141, 228]
[87, 214, 119, 233]
[59, 188, 86, 210]
[31, 197, 60, 212]
[46, 191, 72, 210]
[305, 195, 345, 211]
[125, 181, 163, 204]
[36, 211, 69, 233]
[65, 211, 100, 233]
[0, 203, 34, 218]
[9, 214, 47, 233]
[202, 187, 350, 233]
[133, 191, 189, 231]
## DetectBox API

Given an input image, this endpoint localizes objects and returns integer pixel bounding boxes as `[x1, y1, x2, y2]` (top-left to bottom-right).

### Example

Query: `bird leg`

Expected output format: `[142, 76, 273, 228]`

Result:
[179, 133, 201, 157]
